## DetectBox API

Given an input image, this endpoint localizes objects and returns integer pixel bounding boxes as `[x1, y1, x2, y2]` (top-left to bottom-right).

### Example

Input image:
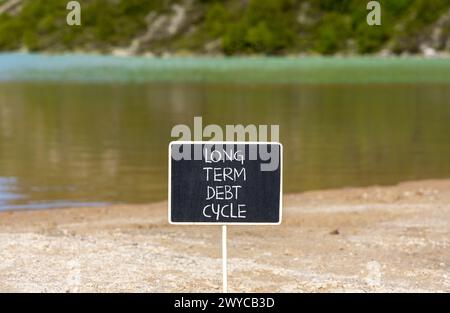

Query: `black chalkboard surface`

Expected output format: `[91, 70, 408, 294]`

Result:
[169, 142, 282, 224]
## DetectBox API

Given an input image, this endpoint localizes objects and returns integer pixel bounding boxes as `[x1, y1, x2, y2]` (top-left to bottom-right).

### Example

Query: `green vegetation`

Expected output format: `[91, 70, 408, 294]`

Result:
[221, 0, 296, 54]
[0, 0, 166, 52]
[0, 0, 449, 55]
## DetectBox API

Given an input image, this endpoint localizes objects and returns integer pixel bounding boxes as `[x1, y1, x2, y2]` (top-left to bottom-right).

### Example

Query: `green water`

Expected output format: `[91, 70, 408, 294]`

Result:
[0, 55, 450, 210]
[3, 54, 450, 84]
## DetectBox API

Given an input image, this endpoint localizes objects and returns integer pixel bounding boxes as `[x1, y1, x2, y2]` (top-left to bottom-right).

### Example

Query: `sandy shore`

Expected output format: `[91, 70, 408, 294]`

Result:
[0, 179, 449, 292]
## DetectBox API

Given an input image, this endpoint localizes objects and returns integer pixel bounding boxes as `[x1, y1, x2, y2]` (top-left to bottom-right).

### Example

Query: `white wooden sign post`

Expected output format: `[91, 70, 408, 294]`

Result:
[222, 225, 227, 293]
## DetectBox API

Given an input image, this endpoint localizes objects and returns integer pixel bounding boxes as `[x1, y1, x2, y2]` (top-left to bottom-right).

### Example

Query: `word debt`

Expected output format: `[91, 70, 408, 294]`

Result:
[206, 185, 242, 200]
[203, 203, 247, 220]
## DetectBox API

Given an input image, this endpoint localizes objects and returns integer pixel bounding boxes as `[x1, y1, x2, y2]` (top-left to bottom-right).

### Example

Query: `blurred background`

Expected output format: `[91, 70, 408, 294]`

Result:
[0, 0, 450, 210]
[2, 0, 450, 55]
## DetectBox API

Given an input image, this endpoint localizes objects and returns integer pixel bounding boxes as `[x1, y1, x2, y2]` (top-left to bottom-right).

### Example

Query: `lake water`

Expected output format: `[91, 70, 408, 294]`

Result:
[1, 54, 450, 210]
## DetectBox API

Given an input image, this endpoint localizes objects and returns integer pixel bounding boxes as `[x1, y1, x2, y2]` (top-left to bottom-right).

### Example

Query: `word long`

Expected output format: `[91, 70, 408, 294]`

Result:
[204, 148, 244, 165]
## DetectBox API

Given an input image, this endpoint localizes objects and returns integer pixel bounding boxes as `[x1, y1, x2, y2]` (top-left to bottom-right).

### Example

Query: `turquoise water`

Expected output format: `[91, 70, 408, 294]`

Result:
[2, 53, 450, 84]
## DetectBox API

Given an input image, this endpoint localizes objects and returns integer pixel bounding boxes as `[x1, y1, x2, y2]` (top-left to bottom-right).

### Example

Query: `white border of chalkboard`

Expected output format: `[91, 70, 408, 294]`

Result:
[168, 141, 283, 225]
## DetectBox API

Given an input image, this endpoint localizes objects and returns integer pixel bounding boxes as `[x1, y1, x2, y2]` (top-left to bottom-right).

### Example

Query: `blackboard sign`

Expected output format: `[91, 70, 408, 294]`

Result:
[169, 142, 282, 225]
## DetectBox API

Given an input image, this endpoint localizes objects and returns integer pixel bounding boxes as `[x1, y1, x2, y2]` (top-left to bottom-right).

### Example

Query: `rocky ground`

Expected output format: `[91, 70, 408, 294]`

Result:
[0, 179, 449, 292]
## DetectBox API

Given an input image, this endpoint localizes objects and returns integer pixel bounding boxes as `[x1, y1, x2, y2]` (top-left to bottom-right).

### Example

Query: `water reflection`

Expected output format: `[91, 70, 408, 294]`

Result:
[0, 82, 449, 210]
[0, 177, 23, 205]
[0, 176, 107, 211]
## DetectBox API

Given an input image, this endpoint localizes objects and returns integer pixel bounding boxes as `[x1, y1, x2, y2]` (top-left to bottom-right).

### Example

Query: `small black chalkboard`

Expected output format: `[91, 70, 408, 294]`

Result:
[169, 142, 282, 225]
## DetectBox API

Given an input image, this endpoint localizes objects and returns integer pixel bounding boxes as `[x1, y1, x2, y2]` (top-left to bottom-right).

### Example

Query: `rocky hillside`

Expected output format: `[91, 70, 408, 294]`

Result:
[0, 0, 450, 56]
